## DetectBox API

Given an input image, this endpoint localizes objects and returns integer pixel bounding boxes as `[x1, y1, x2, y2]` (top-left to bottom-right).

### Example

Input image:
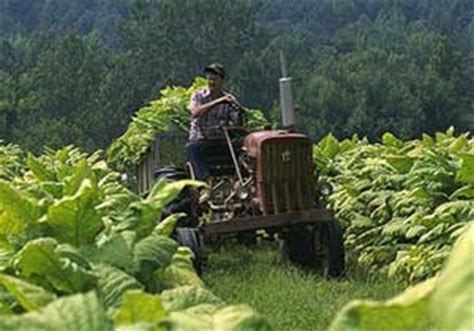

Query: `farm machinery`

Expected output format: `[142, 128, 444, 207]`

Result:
[137, 61, 345, 277]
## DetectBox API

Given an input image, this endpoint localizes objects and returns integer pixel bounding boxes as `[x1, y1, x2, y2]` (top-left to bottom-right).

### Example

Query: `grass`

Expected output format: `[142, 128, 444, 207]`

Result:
[203, 242, 404, 331]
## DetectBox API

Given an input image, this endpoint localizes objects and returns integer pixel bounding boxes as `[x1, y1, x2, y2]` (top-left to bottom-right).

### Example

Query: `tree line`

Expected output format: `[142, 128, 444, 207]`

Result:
[0, 0, 472, 152]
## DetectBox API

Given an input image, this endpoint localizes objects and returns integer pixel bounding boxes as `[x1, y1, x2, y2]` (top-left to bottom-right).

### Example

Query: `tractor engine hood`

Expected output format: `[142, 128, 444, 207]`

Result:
[243, 130, 310, 158]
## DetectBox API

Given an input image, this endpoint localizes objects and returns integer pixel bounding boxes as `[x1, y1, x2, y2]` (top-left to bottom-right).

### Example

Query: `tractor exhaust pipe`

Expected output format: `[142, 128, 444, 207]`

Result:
[279, 51, 295, 130]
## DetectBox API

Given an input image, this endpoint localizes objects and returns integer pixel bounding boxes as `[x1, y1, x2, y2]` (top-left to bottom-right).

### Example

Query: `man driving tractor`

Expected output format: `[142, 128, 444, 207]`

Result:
[186, 63, 244, 180]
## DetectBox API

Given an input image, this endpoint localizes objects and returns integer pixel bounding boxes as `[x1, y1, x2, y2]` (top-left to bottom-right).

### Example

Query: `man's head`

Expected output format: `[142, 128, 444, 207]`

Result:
[204, 63, 225, 93]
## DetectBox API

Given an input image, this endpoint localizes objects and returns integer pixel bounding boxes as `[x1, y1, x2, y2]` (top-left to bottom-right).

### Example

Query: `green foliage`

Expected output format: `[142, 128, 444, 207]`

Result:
[113, 290, 166, 327]
[0, 292, 113, 331]
[0, 143, 269, 330]
[45, 179, 103, 247]
[163, 305, 272, 331]
[0, 144, 26, 180]
[328, 279, 435, 330]
[328, 224, 474, 331]
[315, 129, 474, 283]
[93, 264, 143, 309]
[0, 180, 44, 236]
[13, 238, 97, 294]
[154, 247, 204, 290]
[0, 274, 57, 312]
[1, 0, 472, 152]
[107, 78, 268, 170]
[431, 224, 474, 330]
[160, 286, 224, 313]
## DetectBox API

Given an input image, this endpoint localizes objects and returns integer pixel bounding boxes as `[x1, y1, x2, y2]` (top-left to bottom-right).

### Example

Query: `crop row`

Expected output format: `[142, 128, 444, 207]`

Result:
[314, 129, 473, 282]
[0, 145, 270, 330]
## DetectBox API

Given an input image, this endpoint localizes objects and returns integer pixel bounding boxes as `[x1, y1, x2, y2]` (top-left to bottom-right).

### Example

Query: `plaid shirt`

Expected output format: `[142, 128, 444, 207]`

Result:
[188, 89, 242, 141]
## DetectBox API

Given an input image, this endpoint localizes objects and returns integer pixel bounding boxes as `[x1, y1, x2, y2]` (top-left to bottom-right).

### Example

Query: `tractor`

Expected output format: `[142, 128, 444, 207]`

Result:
[137, 61, 345, 277]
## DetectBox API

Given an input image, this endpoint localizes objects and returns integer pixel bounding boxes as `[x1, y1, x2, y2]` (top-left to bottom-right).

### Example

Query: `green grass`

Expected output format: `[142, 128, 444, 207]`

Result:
[203, 243, 404, 331]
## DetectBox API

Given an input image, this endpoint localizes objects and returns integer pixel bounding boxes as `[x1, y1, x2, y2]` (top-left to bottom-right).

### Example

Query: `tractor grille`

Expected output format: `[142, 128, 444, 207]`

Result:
[257, 138, 314, 214]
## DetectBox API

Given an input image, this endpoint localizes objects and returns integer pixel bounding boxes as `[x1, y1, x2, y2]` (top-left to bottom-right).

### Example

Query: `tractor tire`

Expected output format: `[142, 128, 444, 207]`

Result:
[280, 220, 345, 278]
[314, 220, 345, 278]
[279, 226, 313, 267]
[162, 187, 200, 227]
[155, 166, 200, 227]
[173, 227, 204, 275]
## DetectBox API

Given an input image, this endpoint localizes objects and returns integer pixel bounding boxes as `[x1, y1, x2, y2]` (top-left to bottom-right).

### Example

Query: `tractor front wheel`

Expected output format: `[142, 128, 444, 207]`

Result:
[280, 220, 345, 278]
[313, 220, 345, 277]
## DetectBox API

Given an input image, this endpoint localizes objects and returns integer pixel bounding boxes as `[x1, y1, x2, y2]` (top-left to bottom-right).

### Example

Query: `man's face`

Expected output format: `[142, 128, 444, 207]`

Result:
[206, 73, 224, 92]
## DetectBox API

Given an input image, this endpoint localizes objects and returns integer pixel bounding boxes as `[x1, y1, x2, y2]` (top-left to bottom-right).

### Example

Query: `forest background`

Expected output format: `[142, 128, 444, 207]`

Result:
[1, 0, 473, 152]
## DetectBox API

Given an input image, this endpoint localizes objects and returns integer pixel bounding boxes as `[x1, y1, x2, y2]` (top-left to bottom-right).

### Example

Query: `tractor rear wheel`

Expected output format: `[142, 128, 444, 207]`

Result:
[280, 220, 345, 278]
[173, 227, 204, 275]
[155, 166, 200, 227]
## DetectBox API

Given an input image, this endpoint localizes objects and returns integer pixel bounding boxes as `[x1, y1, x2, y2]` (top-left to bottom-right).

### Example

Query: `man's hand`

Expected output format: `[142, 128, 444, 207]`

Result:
[189, 94, 242, 118]
[223, 94, 237, 104]
[223, 94, 244, 109]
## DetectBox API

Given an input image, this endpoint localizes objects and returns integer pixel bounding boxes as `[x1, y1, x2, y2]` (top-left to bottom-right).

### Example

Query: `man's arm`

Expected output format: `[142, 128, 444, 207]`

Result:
[188, 95, 230, 118]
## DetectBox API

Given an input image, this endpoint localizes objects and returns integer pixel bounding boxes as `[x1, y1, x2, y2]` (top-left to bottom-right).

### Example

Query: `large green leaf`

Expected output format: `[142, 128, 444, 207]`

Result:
[449, 185, 474, 199]
[0, 237, 14, 272]
[153, 213, 185, 237]
[319, 133, 340, 159]
[95, 230, 135, 271]
[0, 292, 113, 331]
[431, 224, 474, 330]
[26, 153, 56, 182]
[12, 238, 96, 294]
[327, 278, 435, 331]
[449, 135, 468, 153]
[94, 264, 143, 309]
[0, 180, 42, 235]
[382, 132, 404, 148]
[133, 235, 178, 273]
[63, 159, 94, 196]
[154, 247, 203, 290]
[161, 305, 272, 331]
[456, 154, 474, 184]
[125, 200, 162, 239]
[327, 225, 474, 331]
[113, 290, 167, 327]
[45, 179, 103, 246]
[0, 211, 23, 238]
[146, 180, 206, 211]
[0, 274, 57, 312]
[385, 155, 413, 174]
[160, 286, 224, 312]
[123, 180, 205, 239]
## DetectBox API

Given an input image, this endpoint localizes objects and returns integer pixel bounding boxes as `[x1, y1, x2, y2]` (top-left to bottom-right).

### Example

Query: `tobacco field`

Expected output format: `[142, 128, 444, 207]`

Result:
[0, 145, 271, 330]
[314, 129, 474, 283]
[0, 80, 472, 330]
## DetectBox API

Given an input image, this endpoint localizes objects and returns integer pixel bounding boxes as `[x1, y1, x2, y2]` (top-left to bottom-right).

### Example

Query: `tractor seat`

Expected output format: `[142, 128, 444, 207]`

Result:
[197, 139, 242, 177]
[203, 147, 236, 177]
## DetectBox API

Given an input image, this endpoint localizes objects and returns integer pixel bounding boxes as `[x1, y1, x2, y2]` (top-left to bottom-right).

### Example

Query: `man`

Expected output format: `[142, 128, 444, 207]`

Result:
[187, 63, 244, 180]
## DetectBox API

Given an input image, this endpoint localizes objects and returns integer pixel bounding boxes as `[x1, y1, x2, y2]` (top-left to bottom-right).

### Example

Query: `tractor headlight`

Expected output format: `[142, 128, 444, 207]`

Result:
[318, 182, 333, 197]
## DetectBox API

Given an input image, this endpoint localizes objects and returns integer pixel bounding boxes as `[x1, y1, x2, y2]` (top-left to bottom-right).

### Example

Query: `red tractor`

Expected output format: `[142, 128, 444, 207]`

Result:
[153, 124, 344, 277]
[145, 63, 344, 277]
